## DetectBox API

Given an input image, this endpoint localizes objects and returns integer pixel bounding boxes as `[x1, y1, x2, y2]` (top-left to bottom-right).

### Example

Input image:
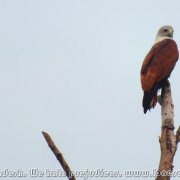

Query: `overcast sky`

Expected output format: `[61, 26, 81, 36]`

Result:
[0, 0, 180, 180]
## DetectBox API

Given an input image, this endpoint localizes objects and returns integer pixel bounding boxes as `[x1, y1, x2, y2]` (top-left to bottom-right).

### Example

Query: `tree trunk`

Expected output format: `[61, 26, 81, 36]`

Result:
[156, 81, 178, 180]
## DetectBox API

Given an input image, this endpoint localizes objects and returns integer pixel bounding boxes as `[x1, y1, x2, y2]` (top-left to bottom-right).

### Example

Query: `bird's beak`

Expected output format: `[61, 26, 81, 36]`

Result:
[169, 29, 174, 37]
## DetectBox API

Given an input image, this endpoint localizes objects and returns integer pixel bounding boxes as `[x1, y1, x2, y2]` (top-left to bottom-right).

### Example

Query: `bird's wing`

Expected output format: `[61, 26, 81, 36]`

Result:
[141, 39, 179, 91]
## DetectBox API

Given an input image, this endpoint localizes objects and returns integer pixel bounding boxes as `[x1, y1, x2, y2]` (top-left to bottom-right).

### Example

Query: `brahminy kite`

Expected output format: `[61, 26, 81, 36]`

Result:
[140, 25, 179, 113]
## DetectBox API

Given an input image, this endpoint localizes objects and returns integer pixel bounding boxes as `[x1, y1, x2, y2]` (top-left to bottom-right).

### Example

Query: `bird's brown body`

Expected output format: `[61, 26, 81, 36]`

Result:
[141, 38, 179, 113]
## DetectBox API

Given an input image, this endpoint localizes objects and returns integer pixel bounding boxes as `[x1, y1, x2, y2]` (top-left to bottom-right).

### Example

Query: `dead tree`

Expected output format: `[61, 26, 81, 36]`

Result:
[42, 80, 180, 180]
[156, 80, 180, 180]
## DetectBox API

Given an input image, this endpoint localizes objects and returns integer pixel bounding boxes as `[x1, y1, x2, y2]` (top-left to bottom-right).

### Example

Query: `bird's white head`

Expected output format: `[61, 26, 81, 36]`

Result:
[154, 25, 174, 45]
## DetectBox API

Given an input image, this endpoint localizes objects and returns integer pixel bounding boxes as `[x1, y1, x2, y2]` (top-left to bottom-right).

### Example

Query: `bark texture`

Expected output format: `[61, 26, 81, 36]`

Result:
[156, 81, 180, 180]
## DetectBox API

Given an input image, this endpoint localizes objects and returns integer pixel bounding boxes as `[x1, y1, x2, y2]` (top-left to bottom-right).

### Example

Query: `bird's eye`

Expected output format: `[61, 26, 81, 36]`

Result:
[164, 29, 168, 32]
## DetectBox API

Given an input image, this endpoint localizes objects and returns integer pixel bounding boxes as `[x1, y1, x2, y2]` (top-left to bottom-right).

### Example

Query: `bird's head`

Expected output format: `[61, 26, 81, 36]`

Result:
[156, 25, 174, 39]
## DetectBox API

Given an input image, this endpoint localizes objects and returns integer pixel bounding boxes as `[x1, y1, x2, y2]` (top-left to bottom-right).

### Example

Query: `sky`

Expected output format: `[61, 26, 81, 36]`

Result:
[0, 0, 180, 180]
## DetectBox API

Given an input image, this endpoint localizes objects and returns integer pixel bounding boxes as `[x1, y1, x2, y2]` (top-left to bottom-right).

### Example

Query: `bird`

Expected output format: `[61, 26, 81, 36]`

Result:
[140, 25, 179, 114]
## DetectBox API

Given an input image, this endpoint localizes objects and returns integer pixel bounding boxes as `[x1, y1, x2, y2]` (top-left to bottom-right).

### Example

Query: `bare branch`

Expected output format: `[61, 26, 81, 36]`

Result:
[42, 131, 76, 180]
[156, 81, 177, 180]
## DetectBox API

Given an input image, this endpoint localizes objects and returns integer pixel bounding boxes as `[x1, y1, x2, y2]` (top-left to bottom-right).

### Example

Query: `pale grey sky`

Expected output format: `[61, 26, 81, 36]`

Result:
[0, 0, 180, 180]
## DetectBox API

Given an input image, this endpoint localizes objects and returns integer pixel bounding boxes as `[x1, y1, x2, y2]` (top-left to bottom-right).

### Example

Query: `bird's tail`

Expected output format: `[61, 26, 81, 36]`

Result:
[143, 87, 158, 114]
[142, 79, 167, 113]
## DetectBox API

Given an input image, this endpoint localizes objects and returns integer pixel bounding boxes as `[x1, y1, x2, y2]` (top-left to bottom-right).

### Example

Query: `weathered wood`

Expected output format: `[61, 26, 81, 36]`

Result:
[42, 131, 76, 180]
[156, 81, 178, 180]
